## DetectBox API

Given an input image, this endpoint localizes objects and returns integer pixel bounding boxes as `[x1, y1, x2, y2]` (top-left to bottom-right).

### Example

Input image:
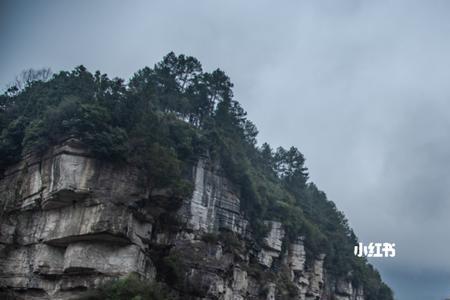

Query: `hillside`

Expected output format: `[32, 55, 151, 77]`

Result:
[0, 53, 393, 300]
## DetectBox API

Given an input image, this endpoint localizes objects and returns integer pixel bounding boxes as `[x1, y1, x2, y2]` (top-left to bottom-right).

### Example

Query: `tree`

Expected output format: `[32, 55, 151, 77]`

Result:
[155, 52, 203, 93]
[6, 68, 52, 95]
[0, 54, 394, 299]
[274, 146, 308, 183]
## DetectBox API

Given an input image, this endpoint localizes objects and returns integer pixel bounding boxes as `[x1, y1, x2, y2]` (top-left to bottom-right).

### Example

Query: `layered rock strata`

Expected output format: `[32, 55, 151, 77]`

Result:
[0, 141, 364, 300]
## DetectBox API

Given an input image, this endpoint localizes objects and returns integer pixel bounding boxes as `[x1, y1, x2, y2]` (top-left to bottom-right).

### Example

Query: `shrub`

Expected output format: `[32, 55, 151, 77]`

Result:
[79, 274, 171, 300]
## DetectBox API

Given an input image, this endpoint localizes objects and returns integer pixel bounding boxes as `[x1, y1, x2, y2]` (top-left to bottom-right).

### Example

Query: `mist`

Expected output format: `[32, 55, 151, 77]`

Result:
[2, 1, 450, 298]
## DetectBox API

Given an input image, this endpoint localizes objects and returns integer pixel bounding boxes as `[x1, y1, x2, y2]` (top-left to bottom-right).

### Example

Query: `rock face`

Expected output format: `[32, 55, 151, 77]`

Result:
[0, 141, 365, 300]
[180, 158, 248, 235]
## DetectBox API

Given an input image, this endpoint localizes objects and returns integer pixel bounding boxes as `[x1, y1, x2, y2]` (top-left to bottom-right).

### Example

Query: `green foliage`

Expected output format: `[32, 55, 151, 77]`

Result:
[0, 53, 392, 300]
[351, 259, 394, 300]
[201, 232, 219, 244]
[277, 271, 300, 299]
[201, 231, 244, 254]
[79, 274, 171, 300]
[219, 230, 244, 253]
[0, 117, 28, 166]
[22, 96, 128, 159]
[160, 251, 187, 286]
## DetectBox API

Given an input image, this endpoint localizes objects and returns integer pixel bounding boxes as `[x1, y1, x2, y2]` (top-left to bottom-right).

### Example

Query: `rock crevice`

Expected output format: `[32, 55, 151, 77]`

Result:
[0, 142, 364, 300]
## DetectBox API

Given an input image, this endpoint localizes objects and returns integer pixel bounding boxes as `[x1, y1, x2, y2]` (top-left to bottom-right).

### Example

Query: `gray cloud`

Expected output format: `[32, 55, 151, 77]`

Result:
[2, 0, 450, 298]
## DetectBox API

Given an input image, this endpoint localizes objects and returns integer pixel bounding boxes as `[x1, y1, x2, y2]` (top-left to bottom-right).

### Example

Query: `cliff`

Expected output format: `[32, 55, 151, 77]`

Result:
[0, 140, 364, 300]
[0, 54, 392, 299]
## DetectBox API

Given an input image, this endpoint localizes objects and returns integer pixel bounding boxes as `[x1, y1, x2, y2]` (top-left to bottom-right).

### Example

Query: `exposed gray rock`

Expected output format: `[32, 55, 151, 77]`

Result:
[288, 238, 306, 273]
[336, 278, 353, 296]
[263, 221, 285, 252]
[0, 141, 367, 299]
[0, 141, 153, 299]
[265, 283, 277, 300]
[182, 159, 249, 236]
[258, 221, 285, 268]
[306, 254, 326, 299]
[63, 242, 153, 277]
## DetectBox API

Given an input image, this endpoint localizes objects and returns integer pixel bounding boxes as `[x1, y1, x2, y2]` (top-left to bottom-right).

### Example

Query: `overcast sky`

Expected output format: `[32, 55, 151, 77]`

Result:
[2, 1, 450, 299]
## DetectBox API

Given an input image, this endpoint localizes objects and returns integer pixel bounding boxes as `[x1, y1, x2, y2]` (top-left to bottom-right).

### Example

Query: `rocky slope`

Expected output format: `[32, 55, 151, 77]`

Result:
[0, 139, 364, 300]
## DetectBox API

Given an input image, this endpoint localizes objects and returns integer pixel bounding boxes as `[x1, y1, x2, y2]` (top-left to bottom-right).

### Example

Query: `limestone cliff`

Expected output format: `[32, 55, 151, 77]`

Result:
[0, 140, 364, 300]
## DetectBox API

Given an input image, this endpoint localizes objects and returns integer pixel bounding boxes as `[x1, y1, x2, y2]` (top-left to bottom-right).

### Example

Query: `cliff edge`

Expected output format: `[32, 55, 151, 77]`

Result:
[1, 140, 363, 300]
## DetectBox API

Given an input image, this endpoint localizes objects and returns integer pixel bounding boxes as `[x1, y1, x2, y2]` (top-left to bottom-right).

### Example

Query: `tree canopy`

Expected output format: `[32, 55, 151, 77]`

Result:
[0, 53, 393, 300]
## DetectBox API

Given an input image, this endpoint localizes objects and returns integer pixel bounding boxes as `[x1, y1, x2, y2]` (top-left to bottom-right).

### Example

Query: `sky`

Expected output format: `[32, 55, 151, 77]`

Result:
[2, 0, 450, 299]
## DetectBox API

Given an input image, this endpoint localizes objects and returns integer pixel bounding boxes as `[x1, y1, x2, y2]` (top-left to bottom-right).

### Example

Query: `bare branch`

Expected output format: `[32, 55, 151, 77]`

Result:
[6, 67, 52, 95]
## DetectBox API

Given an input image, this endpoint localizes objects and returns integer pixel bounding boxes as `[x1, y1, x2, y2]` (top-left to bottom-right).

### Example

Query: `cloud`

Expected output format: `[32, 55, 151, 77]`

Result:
[2, 1, 450, 298]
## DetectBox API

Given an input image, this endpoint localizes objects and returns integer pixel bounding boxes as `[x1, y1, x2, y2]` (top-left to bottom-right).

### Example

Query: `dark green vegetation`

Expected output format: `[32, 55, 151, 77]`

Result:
[79, 273, 173, 300]
[0, 53, 392, 299]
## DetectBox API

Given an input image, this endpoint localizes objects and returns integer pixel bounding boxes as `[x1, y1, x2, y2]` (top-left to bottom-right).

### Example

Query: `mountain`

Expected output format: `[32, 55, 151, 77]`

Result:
[0, 53, 393, 300]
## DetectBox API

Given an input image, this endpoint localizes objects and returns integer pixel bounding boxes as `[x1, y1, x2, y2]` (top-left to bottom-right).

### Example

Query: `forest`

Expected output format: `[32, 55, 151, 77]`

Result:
[0, 52, 392, 300]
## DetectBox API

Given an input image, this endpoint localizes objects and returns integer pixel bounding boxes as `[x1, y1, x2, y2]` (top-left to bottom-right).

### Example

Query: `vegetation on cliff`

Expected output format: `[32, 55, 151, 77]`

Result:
[0, 53, 393, 299]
